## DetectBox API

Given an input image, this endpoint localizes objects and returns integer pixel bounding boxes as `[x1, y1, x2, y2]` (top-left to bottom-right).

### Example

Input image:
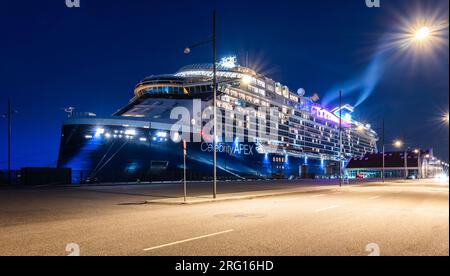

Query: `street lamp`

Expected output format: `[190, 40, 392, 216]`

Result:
[443, 112, 449, 125]
[2, 98, 17, 185]
[183, 10, 218, 199]
[394, 140, 403, 148]
[338, 90, 343, 187]
[424, 154, 431, 178]
[394, 140, 408, 179]
[415, 26, 431, 40]
[414, 149, 422, 179]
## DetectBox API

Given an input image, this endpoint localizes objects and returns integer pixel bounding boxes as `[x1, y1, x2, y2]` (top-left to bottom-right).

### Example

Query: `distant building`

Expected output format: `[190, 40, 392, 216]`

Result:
[345, 149, 444, 179]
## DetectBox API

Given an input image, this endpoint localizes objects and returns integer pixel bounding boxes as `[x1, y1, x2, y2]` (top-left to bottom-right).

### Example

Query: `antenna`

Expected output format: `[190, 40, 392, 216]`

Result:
[62, 107, 76, 118]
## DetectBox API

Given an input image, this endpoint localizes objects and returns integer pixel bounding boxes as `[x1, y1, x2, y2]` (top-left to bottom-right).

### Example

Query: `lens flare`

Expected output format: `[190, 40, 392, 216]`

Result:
[322, 3, 448, 109]
[415, 26, 431, 40]
[443, 112, 450, 125]
[381, 3, 449, 62]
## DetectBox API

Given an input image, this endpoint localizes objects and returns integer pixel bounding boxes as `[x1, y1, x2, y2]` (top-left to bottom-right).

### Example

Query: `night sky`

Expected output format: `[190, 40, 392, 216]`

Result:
[0, 0, 448, 169]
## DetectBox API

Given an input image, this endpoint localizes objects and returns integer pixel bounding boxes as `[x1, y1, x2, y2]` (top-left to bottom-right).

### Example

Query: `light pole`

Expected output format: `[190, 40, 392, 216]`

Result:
[183, 140, 187, 203]
[2, 99, 15, 185]
[414, 149, 422, 179]
[212, 10, 217, 199]
[404, 147, 408, 179]
[425, 154, 430, 178]
[7, 99, 11, 185]
[394, 140, 408, 179]
[184, 10, 218, 199]
[381, 119, 385, 182]
[339, 90, 342, 187]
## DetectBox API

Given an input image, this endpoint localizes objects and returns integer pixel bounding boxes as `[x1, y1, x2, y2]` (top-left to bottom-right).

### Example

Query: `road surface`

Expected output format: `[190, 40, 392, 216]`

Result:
[0, 179, 448, 256]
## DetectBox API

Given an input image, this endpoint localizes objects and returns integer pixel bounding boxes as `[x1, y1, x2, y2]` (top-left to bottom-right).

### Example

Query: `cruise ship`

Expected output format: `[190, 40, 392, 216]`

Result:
[57, 57, 379, 183]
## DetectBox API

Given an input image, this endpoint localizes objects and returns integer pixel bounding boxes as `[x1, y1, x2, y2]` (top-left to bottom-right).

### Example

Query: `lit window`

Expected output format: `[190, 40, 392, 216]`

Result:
[125, 129, 137, 136]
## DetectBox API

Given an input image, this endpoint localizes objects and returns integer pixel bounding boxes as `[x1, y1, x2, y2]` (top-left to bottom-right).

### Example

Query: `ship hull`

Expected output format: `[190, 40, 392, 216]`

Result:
[57, 119, 336, 184]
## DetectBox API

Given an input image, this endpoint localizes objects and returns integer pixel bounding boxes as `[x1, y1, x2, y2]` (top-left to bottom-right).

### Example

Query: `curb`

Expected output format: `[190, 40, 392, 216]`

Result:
[144, 186, 343, 205]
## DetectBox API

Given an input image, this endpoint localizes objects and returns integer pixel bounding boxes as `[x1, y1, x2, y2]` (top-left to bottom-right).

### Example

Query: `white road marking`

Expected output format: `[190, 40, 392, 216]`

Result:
[143, 230, 234, 251]
[278, 197, 301, 202]
[368, 196, 381, 200]
[315, 205, 340, 212]
[311, 194, 325, 198]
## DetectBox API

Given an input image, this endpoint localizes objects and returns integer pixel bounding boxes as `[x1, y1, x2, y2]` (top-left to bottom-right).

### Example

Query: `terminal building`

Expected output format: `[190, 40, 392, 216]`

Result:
[345, 149, 444, 179]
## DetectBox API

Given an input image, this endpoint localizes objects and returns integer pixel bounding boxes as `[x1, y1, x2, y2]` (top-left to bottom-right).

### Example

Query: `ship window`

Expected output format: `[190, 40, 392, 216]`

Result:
[257, 79, 266, 88]
[151, 161, 169, 169]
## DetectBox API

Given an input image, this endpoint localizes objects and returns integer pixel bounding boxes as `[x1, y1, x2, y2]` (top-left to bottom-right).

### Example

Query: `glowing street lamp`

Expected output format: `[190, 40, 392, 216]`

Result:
[443, 112, 449, 125]
[413, 149, 422, 179]
[415, 26, 431, 40]
[394, 140, 409, 179]
[394, 140, 403, 148]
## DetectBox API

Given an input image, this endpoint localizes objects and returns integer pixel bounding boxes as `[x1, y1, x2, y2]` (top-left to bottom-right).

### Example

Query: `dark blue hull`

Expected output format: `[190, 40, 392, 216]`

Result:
[57, 123, 338, 184]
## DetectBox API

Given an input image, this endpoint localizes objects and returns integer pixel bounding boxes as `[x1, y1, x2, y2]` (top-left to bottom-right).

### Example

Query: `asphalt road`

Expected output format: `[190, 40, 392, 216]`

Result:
[0, 179, 448, 256]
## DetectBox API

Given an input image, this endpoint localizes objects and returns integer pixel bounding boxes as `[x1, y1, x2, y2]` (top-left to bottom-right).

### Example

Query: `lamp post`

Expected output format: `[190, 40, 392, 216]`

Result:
[183, 140, 187, 203]
[381, 119, 385, 182]
[184, 11, 217, 199]
[339, 90, 342, 187]
[2, 99, 15, 185]
[7, 99, 12, 185]
[425, 154, 430, 178]
[393, 140, 408, 179]
[212, 10, 217, 199]
[404, 147, 408, 179]
[414, 149, 421, 179]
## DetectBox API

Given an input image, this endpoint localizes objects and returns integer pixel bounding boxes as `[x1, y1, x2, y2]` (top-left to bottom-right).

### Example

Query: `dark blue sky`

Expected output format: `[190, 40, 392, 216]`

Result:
[0, 0, 448, 169]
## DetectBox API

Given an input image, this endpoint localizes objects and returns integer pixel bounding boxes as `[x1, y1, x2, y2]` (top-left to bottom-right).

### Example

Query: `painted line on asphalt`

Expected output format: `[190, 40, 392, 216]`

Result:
[368, 196, 381, 200]
[143, 229, 234, 251]
[277, 197, 301, 202]
[315, 205, 340, 212]
[311, 194, 325, 198]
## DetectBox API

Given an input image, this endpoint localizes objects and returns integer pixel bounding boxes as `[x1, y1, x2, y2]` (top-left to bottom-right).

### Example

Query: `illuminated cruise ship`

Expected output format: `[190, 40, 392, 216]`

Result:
[57, 57, 378, 183]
